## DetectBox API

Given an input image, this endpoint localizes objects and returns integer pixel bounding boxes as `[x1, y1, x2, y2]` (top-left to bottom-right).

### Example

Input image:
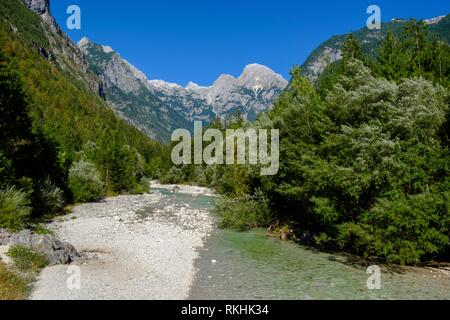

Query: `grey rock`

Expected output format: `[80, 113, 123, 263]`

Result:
[0, 229, 80, 266]
[21, 0, 49, 15]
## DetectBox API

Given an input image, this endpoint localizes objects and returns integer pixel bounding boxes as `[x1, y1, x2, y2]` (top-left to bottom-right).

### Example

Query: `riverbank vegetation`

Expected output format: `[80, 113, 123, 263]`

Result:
[166, 20, 450, 265]
[0, 262, 28, 300]
[0, 245, 48, 300]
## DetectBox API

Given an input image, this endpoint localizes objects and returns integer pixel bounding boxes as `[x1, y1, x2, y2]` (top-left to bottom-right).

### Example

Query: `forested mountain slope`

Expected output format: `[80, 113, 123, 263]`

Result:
[0, 0, 165, 229]
[301, 14, 450, 81]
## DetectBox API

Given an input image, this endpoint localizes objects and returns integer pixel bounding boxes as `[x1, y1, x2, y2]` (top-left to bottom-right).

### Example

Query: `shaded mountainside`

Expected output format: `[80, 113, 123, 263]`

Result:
[0, 0, 163, 192]
[301, 14, 450, 81]
[78, 38, 288, 142]
[77, 38, 208, 142]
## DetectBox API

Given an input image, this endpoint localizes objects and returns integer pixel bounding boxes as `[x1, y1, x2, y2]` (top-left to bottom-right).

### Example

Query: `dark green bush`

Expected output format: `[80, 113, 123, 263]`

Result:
[0, 187, 31, 231]
[215, 190, 271, 231]
[68, 160, 104, 203]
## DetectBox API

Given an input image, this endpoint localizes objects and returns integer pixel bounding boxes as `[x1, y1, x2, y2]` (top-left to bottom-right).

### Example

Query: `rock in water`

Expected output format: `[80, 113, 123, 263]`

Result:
[0, 229, 80, 266]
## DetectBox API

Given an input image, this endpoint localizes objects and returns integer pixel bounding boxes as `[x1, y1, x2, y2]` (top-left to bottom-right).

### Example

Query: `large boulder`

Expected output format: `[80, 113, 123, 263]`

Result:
[0, 229, 80, 266]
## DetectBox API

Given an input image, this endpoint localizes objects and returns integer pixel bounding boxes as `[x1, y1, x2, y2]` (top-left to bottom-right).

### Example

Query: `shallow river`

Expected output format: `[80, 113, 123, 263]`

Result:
[151, 188, 450, 300]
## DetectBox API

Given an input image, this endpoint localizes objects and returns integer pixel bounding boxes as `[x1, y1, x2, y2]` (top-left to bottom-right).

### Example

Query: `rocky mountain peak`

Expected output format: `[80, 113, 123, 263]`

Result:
[241, 63, 272, 76]
[185, 81, 203, 90]
[239, 63, 288, 88]
[22, 0, 49, 15]
[212, 74, 236, 90]
[77, 37, 92, 48]
[424, 15, 446, 25]
[80, 38, 289, 140]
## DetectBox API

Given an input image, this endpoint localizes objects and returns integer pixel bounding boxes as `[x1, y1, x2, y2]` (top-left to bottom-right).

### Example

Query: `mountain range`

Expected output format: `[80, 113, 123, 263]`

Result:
[78, 38, 288, 141]
[8, 0, 450, 143]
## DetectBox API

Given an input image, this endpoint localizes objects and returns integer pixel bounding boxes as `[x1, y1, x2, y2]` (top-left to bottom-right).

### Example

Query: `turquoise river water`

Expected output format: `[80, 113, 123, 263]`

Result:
[151, 188, 450, 300]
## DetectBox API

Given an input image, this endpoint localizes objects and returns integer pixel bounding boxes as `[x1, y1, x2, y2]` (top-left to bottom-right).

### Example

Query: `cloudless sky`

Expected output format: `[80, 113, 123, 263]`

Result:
[51, 0, 450, 86]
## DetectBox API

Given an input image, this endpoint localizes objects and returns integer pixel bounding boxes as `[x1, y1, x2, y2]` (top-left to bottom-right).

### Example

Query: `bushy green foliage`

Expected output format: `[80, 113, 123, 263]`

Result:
[272, 61, 449, 263]
[373, 20, 450, 86]
[33, 179, 65, 217]
[0, 0, 48, 47]
[159, 166, 184, 184]
[319, 20, 450, 97]
[208, 55, 449, 264]
[214, 190, 271, 231]
[32, 223, 54, 236]
[7, 245, 48, 273]
[68, 160, 104, 203]
[0, 187, 31, 231]
[132, 177, 150, 195]
[200, 20, 450, 264]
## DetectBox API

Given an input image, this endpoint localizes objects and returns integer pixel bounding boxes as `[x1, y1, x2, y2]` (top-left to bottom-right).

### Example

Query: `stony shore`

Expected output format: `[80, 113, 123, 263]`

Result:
[150, 181, 216, 196]
[31, 187, 214, 300]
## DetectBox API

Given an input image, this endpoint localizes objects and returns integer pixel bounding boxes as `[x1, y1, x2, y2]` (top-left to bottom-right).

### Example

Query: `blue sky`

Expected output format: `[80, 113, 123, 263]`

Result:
[51, 0, 449, 86]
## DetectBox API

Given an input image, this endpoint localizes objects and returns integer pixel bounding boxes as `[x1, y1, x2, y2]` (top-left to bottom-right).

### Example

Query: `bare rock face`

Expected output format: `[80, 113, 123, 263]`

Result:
[0, 229, 80, 266]
[21, 0, 50, 15]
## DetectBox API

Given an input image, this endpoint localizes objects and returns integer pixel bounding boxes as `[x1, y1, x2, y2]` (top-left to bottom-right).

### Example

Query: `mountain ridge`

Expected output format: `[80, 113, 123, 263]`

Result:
[78, 37, 288, 141]
[301, 14, 450, 81]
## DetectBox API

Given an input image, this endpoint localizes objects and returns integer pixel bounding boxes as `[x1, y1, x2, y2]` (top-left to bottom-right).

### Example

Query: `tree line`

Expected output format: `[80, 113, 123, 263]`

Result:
[161, 19, 450, 265]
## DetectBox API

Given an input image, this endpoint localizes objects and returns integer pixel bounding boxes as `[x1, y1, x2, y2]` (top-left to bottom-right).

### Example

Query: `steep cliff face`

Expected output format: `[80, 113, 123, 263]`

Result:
[77, 38, 195, 141]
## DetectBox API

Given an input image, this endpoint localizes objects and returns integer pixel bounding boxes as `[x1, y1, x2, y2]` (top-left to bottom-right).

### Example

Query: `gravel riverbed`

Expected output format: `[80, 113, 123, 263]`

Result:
[31, 187, 214, 300]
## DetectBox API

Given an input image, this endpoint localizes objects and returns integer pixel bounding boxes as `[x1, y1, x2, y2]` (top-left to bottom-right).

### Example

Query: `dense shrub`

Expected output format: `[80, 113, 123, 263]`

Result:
[159, 166, 184, 184]
[131, 177, 150, 195]
[0, 187, 31, 231]
[264, 60, 449, 263]
[33, 179, 65, 216]
[68, 160, 104, 203]
[214, 190, 271, 231]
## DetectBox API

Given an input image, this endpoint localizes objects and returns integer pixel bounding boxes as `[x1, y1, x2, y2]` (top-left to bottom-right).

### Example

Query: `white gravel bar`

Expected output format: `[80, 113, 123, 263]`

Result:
[150, 181, 216, 196]
[30, 188, 214, 300]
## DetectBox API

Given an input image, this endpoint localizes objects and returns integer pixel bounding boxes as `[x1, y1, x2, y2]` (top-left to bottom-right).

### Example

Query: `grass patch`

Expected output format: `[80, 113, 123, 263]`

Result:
[0, 262, 28, 300]
[7, 245, 48, 273]
[32, 223, 54, 236]
[0, 244, 49, 300]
